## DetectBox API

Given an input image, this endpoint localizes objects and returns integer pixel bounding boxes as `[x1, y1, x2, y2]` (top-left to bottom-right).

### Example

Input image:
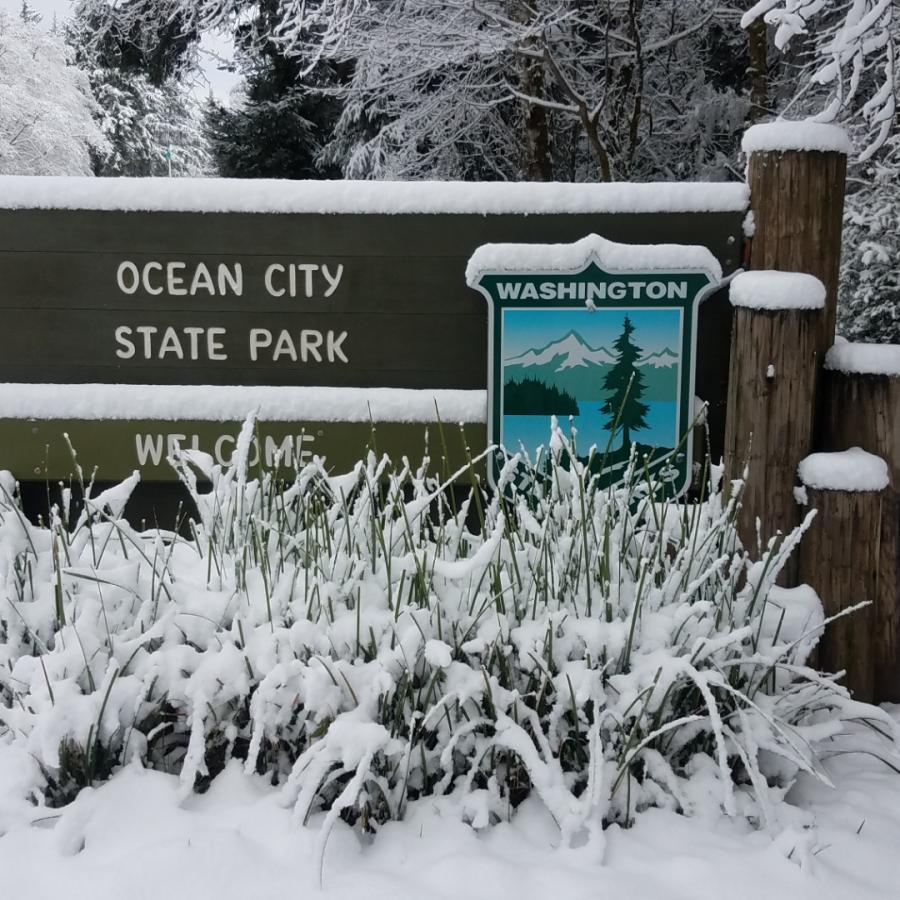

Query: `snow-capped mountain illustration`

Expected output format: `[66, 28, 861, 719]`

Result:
[639, 347, 679, 368]
[506, 330, 616, 371]
[504, 330, 679, 402]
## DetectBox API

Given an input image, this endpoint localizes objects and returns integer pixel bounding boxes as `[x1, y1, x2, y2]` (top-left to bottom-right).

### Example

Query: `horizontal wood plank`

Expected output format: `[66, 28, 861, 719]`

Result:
[0, 210, 744, 263]
[0, 417, 487, 482]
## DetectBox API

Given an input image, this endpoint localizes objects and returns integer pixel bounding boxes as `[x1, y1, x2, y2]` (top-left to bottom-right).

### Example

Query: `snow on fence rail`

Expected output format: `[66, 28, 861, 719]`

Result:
[0, 383, 487, 423]
[0, 176, 750, 215]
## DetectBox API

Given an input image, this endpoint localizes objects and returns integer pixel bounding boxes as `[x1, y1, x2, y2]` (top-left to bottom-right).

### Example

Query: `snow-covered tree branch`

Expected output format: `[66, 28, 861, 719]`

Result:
[742, 0, 895, 158]
[0, 11, 104, 176]
[270, 0, 751, 181]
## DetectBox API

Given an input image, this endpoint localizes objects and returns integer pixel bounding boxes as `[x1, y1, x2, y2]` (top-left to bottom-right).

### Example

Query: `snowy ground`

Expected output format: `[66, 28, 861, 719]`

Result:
[1, 711, 898, 900]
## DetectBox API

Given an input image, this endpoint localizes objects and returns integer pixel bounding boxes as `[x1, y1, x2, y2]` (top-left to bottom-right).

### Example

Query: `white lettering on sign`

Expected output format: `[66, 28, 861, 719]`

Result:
[142, 262, 164, 296]
[114, 326, 228, 360]
[248, 329, 349, 364]
[134, 432, 317, 468]
[116, 261, 244, 297]
[117, 260, 343, 299]
[135, 433, 165, 466]
[167, 262, 187, 296]
[116, 262, 140, 294]
[263, 434, 316, 466]
[114, 326, 349, 364]
[495, 280, 689, 302]
[262, 263, 344, 298]
[214, 434, 235, 464]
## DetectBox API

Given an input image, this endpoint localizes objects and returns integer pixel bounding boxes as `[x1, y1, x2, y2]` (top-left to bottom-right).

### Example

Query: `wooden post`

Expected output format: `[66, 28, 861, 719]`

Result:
[744, 124, 848, 347]
[726, 123, 849, 562]
[723, 273, 823, 562]
[876, 494, 900, 700]
[821, 346, 900, 488]
[819, 345, 900, 697]
[797, 449, 895, 703]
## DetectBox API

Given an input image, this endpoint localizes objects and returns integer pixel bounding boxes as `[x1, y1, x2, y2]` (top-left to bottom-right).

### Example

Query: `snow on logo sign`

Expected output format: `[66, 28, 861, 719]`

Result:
[466, 234, 721, 495]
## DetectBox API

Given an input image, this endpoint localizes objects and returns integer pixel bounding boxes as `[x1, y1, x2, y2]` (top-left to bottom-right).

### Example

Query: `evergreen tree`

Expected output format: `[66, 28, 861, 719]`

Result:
[205, 0, 343, 179]
[205, 69, 342, 179]
[19, 2, 41, 25]
[839, 131, 900, 344]
[89, 69, 213, 176]
[600, 317, 650, 450]
[69, 0, 197, 86]
[68, 0, 212, 177]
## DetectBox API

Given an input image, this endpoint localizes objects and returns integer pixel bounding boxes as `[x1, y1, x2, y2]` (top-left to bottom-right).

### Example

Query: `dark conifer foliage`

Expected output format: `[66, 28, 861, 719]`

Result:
[68, 1, 212, 177]
[69, 0, 196, 86]
[205, 0, 343, 179]
[504, 378, 580, 416]
[601, 317, 650, 450]
[19, 1, 42, 25]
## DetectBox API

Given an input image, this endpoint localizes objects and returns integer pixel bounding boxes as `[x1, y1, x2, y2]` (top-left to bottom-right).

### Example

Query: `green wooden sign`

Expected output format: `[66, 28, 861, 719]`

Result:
[467, 235, 721, 495]
[0, 185, 745, 494]
[0, 203, 742, 390]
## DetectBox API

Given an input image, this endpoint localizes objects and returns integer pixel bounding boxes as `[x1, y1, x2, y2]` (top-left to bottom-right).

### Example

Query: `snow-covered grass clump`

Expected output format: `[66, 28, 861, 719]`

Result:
[0, 419, 895, 866]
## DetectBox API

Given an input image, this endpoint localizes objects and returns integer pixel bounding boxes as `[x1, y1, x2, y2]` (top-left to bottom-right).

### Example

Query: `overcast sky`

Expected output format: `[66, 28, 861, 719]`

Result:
[3, 0, 240, 99]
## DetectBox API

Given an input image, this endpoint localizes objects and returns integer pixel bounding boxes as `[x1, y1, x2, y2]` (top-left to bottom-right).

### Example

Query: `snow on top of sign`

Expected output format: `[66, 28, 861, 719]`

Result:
[798, 447, 889, 492]
[742, 121, 853, 155]
[825, 341, 900, 377]
[0, 384, 487, 424]
[465, 233, 722, 285]
[0, 176, 750, 216]
[730, 270, 826, 311]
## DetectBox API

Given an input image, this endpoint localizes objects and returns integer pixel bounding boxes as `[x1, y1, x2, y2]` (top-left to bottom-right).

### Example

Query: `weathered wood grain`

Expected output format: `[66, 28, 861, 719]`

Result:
[798, 485, 899, 703]
[724, 306, 822, 565]
[820, 369, 900, 699]
[822, 370, 900, 489]
[746, 150, 847, 345]
[727, 148, 847, 572]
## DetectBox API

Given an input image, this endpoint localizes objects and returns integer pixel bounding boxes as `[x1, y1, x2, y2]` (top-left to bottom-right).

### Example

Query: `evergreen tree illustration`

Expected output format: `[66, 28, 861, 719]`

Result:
[600, 316, 650, 449]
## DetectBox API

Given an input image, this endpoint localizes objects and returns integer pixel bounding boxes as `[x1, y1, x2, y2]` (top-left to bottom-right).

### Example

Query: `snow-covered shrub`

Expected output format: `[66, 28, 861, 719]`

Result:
[0, 419, 896, 859]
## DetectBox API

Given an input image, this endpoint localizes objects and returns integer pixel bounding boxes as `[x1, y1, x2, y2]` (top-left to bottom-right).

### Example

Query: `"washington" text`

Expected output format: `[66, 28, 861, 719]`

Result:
[495, 280, 689, 302]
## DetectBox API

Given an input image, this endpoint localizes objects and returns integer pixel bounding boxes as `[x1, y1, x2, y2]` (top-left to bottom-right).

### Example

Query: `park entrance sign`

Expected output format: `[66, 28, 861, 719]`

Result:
[466, 235, 722, 495]
[0, 177, 746, 501]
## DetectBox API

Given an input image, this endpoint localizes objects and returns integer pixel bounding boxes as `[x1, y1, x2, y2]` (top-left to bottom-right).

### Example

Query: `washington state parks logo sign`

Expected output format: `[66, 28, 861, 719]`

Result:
[466, 234, 721, 495]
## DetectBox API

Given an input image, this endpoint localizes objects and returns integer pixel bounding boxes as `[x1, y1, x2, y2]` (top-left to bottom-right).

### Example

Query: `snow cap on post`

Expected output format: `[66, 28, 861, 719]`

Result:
[742, 121, 853, 156]
[825, 342, 900, 378]
[798, 448, 890, 493]
[730, 270, 826, 311]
